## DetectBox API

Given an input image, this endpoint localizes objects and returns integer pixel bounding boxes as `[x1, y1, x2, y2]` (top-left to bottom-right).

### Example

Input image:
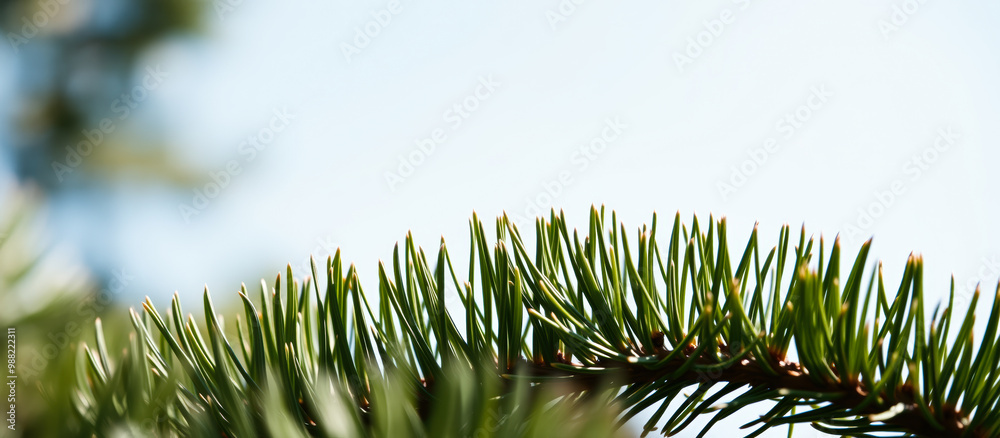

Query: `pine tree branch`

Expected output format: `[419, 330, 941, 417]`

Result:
[70, 208, 1000, 437]
[510, 350, 969, 437]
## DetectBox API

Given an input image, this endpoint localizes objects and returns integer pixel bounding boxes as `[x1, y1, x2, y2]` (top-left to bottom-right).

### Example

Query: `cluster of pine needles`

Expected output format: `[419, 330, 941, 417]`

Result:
[72, 208, 1000, 437]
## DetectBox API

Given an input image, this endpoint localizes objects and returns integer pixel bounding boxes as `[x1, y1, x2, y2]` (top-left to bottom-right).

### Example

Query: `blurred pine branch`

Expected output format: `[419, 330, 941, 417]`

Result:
[0, 186, 107, 437]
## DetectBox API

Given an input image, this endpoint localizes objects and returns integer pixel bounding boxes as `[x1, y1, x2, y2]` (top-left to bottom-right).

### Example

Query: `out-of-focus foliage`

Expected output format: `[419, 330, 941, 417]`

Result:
[0, 185, 107, 437]
[1, 184, 150, 438]
[0, 0, 204, 190]
[0, 187, 90, 325]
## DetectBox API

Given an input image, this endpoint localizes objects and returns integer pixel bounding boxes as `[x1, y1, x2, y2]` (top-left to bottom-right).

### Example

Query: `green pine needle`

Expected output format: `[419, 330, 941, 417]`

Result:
[71, 208, 1000, 437]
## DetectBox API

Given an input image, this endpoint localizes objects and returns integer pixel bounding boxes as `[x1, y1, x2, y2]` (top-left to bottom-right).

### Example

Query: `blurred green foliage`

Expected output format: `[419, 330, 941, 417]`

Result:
[1, 0, 204, 190]
[0, 186, 104, 437]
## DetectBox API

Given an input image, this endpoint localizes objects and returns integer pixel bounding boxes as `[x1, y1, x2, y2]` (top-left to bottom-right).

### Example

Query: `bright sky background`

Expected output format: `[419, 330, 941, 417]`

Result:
[2, 0, 999, 436]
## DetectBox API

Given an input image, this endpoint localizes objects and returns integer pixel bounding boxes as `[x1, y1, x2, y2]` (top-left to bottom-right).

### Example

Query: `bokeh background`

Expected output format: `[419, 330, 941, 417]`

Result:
[1, 0, 998, 436]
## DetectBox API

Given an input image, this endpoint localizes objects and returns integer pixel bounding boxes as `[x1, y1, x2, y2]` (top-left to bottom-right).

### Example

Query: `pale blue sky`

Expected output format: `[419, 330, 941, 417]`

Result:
[97, 0, 1000, 306]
